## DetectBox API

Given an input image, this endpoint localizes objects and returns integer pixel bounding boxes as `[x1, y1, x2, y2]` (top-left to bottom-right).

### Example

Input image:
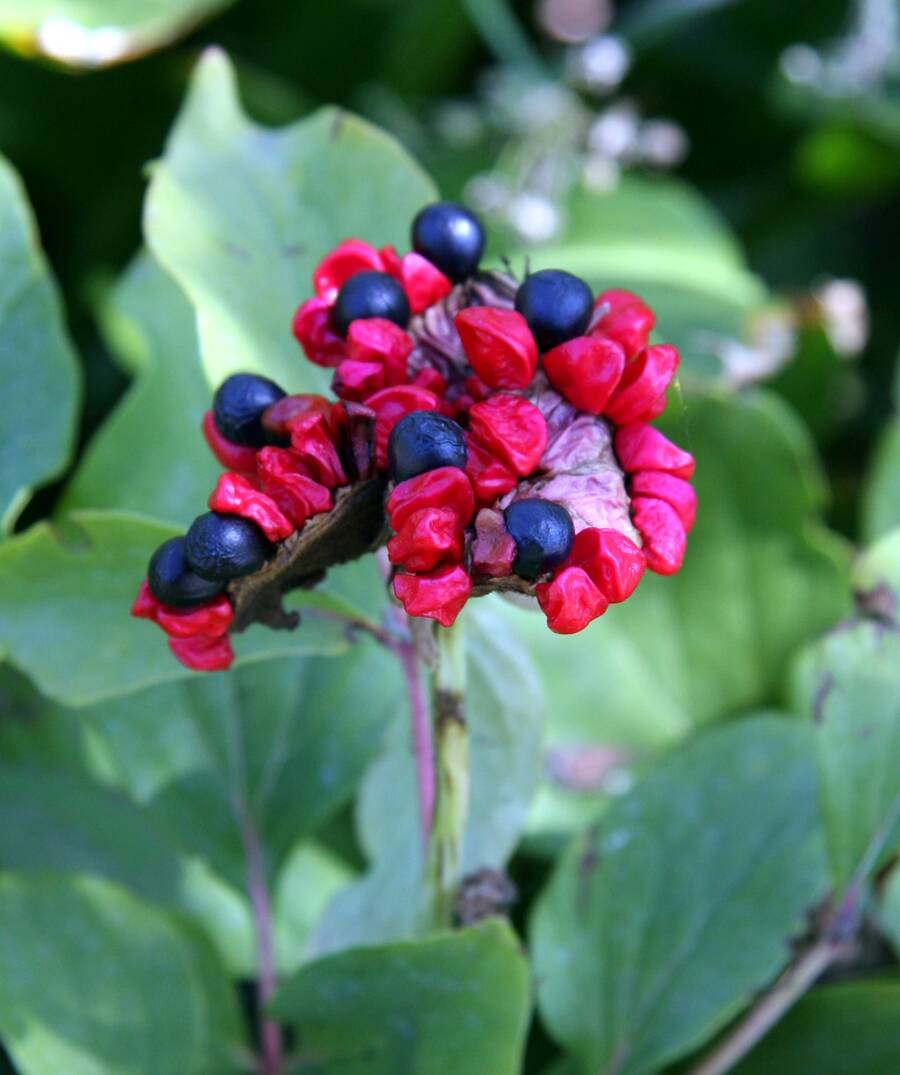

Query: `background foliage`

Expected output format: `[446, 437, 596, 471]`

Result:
[0, 1, 898, 1073]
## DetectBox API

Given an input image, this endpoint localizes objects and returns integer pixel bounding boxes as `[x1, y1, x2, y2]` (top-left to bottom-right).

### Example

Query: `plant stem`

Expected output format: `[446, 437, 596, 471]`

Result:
[427, 618, 469, 927]
[235, 799, 283, 1075]
[398, 636, 436, 847]
[460, 0, 547, 75]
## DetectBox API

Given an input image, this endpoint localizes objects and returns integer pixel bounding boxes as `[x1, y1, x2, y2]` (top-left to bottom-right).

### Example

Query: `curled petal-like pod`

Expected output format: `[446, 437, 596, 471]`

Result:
[630, 471, 697, 531]
[631, 496, 687, 574]
[393, 564, 473, 627]
[536, 566, 608, 634]
[468, 394, 547, 476]
[605, 344, 680, 426]
[542, 335, 625, 415]
[455, 307, 538, 390]
[615, 422, 695, 479]
[313, 238, 385, 302]
[566, 527, 645, 603]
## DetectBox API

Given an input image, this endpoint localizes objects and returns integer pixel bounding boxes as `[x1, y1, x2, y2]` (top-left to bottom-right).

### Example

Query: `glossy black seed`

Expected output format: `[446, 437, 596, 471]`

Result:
[411, 201, 486, 283]
[184, 512, 270, 582]
[504, 498, 575, 580]
[213, 373, 286, 448]
[332, 271, 410, 336]
[388, 411, 468, 482]
[514, 269, 593, 352]
[147, 537, 226, 609]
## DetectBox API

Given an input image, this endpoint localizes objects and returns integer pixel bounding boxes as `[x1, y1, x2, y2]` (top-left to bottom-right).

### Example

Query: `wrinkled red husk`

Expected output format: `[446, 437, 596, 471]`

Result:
[287, 411, 348, 488]
[386, 249, 453, 313]
[464, 435, 518, 505]
[292, 296, 346, 367]
[393, 565, 473, 627]
[566, 527, 645, 603]
[615, 422, 695, 479]
[256, 446, 334, 527]
[630, 471, 697, 531]
[262, 393, 338, 442]
[364, 385, 442, 470]
[347, 317, 413, 385]
[202, 411, 259, 474]
[592, 289, 655, 359]
[387, 466, 475, 532]
[537, 566, 609, 634]
[543, 335, 625, 415]
[468, 394, 547, 476]
[471, 508, 517, 577]
[455, 306, 538, 390]
[169, 633, 235, 671]
[208, 473, 295, 542]
[132, 581, 234, 661]
[313, 238, 385, 302]
[387, 506, 465, 572]
[605, 343, 679, 425]
[631, 496, 687, 574]
[333, 359, 386, 401]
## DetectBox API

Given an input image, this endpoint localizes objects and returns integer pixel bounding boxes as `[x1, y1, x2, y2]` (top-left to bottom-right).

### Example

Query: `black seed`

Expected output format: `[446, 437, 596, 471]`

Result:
[332, 271, 410, 336]
[184, 512, 271, 582]
[388, 411, 468, 482]
[411, 201, 485, 283]
[504, 498, 575, 580]
[147, 537, 226, 609]
[213, 373, 286, 448]
[514, 269, 593, 352]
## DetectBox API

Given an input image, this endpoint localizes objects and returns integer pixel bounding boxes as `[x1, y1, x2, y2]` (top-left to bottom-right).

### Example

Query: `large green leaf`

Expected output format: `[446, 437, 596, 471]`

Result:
[145, 48, 437, 391]
[502, 177, 767, 381]
[530, 718, 828, 1075]
[792, 620, 900, 891]
[312, 603, 543, 954]
[61, 254, 219, 528]
[271, 920, 530, 1075]
[0, 511, 351, 706]
[521, 389, 851, 839]
[0, 154, 80, 532]
[0, 873, 244, 1075]
[731, 981, 900, 1075]
[862, 421, 900, 542]
[0, 0, 235, 68]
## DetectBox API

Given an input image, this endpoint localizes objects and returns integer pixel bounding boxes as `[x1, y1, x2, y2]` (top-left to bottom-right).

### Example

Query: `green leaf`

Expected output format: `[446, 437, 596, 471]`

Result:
[61, 253, 220, 528]
[0, 0, 235, 68]
[0, 873, 244, 1075]
[0, 511, 351, 706]
[0, 153, 79, 532]
[521, 389, 851, 839]
[271, 920, 531, 1075]
[792, 620, 900, 891]
[731, 981, 900, 1075]
[862, 421, 900, 543]
[145, 48, 437, 391]
[879, 862, 900, 957]
[530, 717, 828, 1075]
[311, 603, 544, 953]
[502, 177, 767, 381]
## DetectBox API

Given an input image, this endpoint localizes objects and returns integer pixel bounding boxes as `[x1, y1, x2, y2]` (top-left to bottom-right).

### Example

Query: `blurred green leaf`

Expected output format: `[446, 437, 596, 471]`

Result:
[880, 862, 900, 957]
[0, 153, 80, 532]
[146, 48, 436, 391]
[0, 511, 351, 706]
[863, 424, 900, 542]
[792, 620, 900, 891]
[61, 253, 219, 528]
[312, 603, 543, 954]
[520, 389, 851, 838]
[0, 873, 244, 1075]
[271, 920, 530, 1075]
[0, 0, 235, 68]
[731, 981, 900, 1075]
[531, 717, 827, 1075]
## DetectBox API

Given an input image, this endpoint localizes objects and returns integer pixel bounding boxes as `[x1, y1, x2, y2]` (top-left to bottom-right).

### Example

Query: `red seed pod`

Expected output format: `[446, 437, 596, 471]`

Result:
[542, 335, 625, 415]
[256, 447, 333, 527]
[208, 473, 295, 542]
[464, 435, 518, 505]
[202, 411, 259, 474]
[536, 565, 609, 634]
[262, 393, 336, 442]
[566, 527, 645, 603]
[292, 297, 346, 367]
[332, 358, 386, 402]
[615, 422, 695, 479]
[287, 411, 348, 488]
[411, 368, 448, 396]
[630, 471, 697, 531]
[592, 289, 655, 360]
[605, 343, 679, 426]
[464, 375, 492, 402]
[631, 496, 687, 575]
[391, 251, 453, 314]
[393, 564, 473, 627]
[468, 394, 548, 476]
[387, 466, 475, 532]
[155, 593, 235, 639]
[387, 506, 465, 573]
[471, 508, 517, 577]
[169, 633, 235, 672]
[313, 238, 385, 302]
[454, 307, 538, 390]
[364, 384, 441, 470]
[346, 317, 413, 386]
[643, 392, 668, 422]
